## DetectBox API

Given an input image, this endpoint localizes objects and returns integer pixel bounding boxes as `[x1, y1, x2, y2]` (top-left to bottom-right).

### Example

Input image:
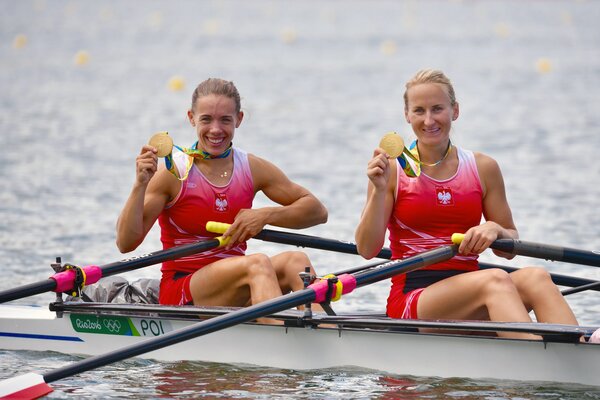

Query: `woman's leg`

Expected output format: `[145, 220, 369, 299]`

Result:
[416, 268, 536, 339]
[188, 254, 282, 307]
[269, 251, 313, 293]
[269, 251, 329, 313]
[510, 267, 578, 325]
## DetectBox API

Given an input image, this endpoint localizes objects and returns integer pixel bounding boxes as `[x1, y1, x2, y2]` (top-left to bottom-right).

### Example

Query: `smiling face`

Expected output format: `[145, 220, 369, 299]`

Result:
[187, 94, 244, 155]
[404, 82, 459, 147]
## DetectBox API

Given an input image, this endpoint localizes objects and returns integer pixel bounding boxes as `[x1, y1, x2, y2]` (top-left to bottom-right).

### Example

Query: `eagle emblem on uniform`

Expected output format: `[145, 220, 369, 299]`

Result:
[436, 188, 454, 206]
[215, 193, 228, 212]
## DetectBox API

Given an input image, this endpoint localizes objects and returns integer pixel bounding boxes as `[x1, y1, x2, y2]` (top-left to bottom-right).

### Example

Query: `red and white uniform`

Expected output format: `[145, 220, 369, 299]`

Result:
[386, 146, 483, 318]
[158, 148, 254, 304]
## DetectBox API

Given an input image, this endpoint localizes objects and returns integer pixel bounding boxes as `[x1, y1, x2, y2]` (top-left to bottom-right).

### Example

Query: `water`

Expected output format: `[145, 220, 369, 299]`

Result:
[1, 0, 600, 397]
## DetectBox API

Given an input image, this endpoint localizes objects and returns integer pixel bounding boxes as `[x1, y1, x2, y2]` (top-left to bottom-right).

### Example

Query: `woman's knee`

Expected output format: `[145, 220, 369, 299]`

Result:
[270, 251, 313, 291]
[480, 268, 517, 293]
[513, 266, 556, 299]
[511, 266, 553, 290]
[272, 251, 313, 275]
[518, 266, 552, 284]
[280, 251, 311, 267]
[245, 254, 277, 277]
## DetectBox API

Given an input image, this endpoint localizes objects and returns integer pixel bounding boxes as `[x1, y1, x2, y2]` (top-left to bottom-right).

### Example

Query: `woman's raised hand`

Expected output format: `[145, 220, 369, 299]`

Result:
[135, 145, 159, 186]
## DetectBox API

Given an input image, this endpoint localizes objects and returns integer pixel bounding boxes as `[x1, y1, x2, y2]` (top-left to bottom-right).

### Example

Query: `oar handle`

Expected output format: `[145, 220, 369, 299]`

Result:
[207, 221, 230, 234]
[451, 233, 465, 244]
[452, 233, 600, 267]
[206, 221, 392, 259]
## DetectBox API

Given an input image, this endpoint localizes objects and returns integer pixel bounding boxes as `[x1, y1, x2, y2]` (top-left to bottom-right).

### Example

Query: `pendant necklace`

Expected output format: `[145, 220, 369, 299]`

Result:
[417, 140, 452, 167]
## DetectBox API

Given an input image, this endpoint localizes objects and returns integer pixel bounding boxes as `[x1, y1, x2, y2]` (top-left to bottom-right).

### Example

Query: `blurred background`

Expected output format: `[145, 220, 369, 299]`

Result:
[1, 0, 600, 397]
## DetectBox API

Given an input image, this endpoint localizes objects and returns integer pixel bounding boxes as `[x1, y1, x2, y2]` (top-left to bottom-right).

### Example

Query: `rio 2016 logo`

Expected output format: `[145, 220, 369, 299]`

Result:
[71, 314, 173, 337]
[71, 314, 130, 335]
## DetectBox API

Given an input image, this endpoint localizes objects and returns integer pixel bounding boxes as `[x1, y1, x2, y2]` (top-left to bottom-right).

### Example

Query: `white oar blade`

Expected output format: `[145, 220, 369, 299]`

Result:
[0, 372, 52, 399]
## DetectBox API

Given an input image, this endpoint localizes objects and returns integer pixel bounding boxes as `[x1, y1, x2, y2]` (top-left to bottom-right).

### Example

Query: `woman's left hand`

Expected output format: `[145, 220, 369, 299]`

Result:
[222, 208, 269, 248]
[458, 222, 502, 255]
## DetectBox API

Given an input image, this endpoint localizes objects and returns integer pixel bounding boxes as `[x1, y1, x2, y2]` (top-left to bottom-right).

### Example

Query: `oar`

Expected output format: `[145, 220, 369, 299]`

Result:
[479, 262, 600, 294]
[205, 221, 392, 259]
[206, 222, 600, 293]
[320, 260, 600, 294]
[452, 233, 600, 267]
[561, 281, 600, 296]
[0, 237, 228, 304]
[0, 244, 458, 399]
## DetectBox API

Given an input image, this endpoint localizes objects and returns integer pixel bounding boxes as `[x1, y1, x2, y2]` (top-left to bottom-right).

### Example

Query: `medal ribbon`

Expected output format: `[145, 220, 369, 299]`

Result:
[164, 141, 233, 181]
[397, 140, 452, 178]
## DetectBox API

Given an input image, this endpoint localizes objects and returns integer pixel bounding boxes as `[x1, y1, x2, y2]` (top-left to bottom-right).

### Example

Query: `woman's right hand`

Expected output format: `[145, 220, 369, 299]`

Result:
[135, 145, 159, 186]
[367, 148, 391, 191]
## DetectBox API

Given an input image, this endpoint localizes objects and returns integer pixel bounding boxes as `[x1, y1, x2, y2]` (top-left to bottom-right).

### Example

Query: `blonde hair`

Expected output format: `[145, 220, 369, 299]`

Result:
[403, 69, 456, 111]
[191, 78, 241, 113]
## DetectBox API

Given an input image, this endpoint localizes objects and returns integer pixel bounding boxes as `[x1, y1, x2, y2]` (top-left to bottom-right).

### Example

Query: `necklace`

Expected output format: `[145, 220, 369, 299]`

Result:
[417, 140, 452, 167]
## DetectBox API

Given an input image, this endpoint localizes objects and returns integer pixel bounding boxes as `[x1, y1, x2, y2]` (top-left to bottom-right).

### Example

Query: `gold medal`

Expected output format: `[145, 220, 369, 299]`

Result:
[148, 131, 174, 157]
[379, 132, 405, 158]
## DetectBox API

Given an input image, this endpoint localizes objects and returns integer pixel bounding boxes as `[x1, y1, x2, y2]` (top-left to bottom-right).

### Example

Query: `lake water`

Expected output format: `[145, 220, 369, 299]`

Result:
[1, 0, 600, 398]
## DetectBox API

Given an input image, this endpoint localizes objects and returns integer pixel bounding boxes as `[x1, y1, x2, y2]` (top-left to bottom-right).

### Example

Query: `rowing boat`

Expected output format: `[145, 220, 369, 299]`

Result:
[1, 298, 598, 386]
[1, 231, 600, 398]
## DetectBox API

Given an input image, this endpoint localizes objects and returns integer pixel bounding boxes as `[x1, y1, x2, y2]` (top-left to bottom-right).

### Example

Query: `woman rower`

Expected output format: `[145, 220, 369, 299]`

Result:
[117, 78, 328, 316]
[355, 69, 580, 340]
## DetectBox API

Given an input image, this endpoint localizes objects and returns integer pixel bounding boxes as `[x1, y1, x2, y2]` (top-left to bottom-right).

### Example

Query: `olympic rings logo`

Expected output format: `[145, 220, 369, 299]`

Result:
[103, 319, 122, 333]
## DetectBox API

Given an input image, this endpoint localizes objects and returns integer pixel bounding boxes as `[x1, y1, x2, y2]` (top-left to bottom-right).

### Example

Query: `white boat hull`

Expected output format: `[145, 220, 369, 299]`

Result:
[0, 304, 598, 386]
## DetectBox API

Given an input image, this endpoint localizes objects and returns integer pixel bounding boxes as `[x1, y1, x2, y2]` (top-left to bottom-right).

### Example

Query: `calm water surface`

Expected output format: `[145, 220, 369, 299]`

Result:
[1, 0, 600, 398]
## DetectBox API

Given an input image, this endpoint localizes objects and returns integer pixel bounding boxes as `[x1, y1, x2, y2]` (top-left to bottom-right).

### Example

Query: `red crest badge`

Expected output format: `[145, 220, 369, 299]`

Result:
[436, 187, 454, 206]
[215, 193, 228, 212]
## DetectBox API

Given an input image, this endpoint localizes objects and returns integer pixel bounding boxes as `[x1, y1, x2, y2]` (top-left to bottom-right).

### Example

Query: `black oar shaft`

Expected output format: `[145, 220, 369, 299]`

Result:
[98, 239, 221, 276]
[42, 244, 457, 385]
[0, 239, 221, 303]
[260, 229, 600, 293]
[479, 262, 600, 293]
[354, 245, 458, 287]
[561, 281, 600, 296]
[0, 280, 57, 303]
[254, 229, 393, 259]
[335, 260, 600, 294]
[211, 223, 599, 290]
[490, 239, 600, 267]
[44, 289, 315, 384]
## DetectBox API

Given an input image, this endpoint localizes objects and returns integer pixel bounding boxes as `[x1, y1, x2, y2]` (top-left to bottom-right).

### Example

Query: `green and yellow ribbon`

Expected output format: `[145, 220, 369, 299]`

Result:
[148, 131, 232, 181]
[379, 132, 451, 178]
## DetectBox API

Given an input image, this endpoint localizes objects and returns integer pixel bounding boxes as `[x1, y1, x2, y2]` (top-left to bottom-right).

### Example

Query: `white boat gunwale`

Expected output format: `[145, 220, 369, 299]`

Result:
[46, 301, 598, 343]
[1, 302, 599, 387]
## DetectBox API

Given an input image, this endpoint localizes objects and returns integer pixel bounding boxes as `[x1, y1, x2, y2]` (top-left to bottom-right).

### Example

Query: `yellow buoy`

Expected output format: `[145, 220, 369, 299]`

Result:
[203, 20, 220, 35]
[380, 39, 397, 56]
[494, 23, 510, 38]
[281, 28, 297, 44]
[148, 11, 163, 28]
[535, 58, 552, 74]
[13, 34, 28, 49]
[560, 11, 573, 25]
[168, 76, 185, 92]
[74, 50, 90, 66]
